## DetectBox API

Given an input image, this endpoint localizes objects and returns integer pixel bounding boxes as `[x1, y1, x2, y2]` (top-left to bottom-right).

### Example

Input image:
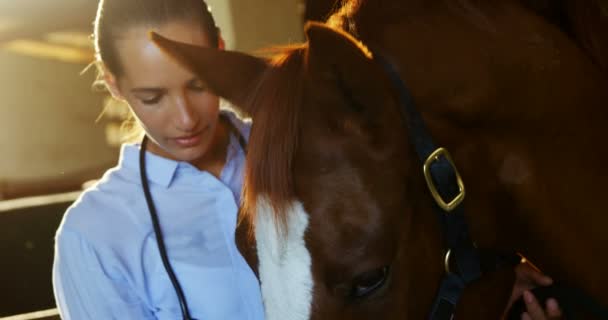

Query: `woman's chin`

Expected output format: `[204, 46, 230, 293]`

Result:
[170, 144, 208, 163]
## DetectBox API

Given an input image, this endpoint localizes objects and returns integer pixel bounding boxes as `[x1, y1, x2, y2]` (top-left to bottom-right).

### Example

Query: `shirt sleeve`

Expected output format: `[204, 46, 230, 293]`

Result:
[53, 228, 154, 320]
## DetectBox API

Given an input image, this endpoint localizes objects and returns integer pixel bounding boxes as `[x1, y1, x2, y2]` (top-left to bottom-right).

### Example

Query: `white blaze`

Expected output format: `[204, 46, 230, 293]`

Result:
[255, 197, 313, 320]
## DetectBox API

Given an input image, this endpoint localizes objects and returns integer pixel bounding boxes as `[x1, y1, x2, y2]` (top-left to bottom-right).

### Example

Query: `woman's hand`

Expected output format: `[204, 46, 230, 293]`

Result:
[521, 290, 562, 320]
[504, 261, 564, 319]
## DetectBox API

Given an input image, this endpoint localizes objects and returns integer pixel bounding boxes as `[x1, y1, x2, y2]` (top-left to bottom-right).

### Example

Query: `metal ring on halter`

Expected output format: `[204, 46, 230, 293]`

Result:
[444, 249, 453, 274]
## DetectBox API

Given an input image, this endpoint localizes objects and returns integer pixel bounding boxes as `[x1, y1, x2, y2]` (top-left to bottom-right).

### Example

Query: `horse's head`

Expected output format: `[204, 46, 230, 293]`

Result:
[152, 21, 443, 319]
[149, 0, 608, 317]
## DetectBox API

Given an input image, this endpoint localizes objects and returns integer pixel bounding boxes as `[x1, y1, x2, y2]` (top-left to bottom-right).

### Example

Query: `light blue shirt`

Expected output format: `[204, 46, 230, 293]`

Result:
[53, 111, 265, 320]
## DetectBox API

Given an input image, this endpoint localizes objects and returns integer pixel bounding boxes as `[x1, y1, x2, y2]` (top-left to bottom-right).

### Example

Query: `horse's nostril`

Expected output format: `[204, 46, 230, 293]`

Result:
[349, 266, 390, 300]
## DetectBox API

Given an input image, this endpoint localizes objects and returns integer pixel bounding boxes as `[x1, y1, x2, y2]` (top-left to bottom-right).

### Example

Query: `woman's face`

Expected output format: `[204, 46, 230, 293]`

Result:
[109, 20, 222, 163]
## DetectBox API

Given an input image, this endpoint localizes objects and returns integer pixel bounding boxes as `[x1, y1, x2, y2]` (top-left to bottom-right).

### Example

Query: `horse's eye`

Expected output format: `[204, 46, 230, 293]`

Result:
[350, 266, 390, 299]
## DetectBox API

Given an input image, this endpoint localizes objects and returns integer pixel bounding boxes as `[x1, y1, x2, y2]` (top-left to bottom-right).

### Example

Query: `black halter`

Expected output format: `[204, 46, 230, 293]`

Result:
[372, 51, 608, 319]
[372, 52, 481, 319]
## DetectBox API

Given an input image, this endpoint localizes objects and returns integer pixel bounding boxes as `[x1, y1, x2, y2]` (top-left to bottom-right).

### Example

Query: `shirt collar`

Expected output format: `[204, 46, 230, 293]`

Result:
[117, 108, 248, 189]
[119, 143, 179, 188]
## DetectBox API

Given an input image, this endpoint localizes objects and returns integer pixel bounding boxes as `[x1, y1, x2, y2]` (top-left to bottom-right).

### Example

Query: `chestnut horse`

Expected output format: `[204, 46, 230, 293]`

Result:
[152, 0, 608, 318]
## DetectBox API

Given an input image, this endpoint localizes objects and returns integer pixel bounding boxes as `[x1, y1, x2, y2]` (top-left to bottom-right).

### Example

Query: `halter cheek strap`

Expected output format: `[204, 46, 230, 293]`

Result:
[372, 51, 481, 320]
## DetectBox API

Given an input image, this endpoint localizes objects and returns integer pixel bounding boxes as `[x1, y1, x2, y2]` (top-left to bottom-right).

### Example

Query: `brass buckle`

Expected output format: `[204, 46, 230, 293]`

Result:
[423, 147, 465, 212]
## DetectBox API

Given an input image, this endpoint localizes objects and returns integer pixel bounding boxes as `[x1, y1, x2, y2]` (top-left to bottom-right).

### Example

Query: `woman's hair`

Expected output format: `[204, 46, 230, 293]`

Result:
[94, 0, 219, 77]
[91, 0, 220, 142]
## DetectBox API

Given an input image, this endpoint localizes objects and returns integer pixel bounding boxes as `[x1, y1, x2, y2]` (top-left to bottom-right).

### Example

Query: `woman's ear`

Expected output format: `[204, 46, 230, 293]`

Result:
[102, 69, 125, 101]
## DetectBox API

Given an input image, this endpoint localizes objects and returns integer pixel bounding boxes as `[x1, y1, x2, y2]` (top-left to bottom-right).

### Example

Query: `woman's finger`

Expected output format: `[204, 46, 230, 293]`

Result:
[545, 298, 563, 319]
[516, 262, 553, 287]
[524, 290, 547, 320]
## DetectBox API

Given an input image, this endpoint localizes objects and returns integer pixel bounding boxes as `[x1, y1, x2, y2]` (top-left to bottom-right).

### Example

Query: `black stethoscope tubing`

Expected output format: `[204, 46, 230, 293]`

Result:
[140, 135, 195, 320]
[139, 117, 247, 320]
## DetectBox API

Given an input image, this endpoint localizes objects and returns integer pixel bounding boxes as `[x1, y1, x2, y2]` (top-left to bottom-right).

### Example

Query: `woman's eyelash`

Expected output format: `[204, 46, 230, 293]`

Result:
[141, 96, 162, 104]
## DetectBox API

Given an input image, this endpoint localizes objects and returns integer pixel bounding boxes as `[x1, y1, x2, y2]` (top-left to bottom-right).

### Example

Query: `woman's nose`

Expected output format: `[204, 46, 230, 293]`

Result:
[174, 96, 199, 131]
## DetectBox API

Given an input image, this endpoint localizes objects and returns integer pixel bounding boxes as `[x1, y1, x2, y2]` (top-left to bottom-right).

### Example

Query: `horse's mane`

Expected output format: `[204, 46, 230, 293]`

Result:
[329, 0, 608, 75]
[327, 0, 608, 75]
[240, 45, 306, 231]
[326, 0, 362, 34]
[326, 0, 502, 41]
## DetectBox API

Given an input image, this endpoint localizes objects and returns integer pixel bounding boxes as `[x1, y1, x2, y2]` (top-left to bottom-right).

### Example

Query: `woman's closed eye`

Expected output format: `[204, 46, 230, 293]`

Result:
[139, 94, 163, 105]
[131, 88, 165, 105]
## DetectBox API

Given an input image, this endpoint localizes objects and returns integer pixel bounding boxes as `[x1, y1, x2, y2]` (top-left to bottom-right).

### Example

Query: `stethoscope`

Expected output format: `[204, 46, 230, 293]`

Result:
[139, 117, 247, 320]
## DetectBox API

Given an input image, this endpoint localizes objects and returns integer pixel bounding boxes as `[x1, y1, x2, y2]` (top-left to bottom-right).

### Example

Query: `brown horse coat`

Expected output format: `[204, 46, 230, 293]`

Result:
[151, 0, 608, 318]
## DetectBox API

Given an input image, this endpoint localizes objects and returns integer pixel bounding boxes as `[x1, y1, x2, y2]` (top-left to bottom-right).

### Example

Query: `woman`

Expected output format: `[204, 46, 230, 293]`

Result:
[52, 0, 562, 319]
[53, 0, 263, 319]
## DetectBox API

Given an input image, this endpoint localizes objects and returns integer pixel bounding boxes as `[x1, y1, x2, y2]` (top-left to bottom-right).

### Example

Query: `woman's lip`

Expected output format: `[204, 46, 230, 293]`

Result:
[173, 129, 204, 147]
[175, 132, 199, 140]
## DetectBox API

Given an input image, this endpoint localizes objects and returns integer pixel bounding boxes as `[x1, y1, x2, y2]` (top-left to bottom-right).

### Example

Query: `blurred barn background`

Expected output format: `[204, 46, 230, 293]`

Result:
[0, 0, 338, 318]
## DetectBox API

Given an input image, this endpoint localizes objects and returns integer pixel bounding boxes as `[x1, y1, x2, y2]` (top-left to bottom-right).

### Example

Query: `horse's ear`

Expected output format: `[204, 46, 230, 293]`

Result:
[305, 21, 374, 79]
[304, 21, 385, 118]
[150, 32, 268, 113]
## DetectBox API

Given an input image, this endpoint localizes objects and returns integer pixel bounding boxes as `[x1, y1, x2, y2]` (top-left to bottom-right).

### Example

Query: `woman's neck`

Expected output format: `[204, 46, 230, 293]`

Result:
[191, 117, 231, 177]
[144, 117, 232, 179]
